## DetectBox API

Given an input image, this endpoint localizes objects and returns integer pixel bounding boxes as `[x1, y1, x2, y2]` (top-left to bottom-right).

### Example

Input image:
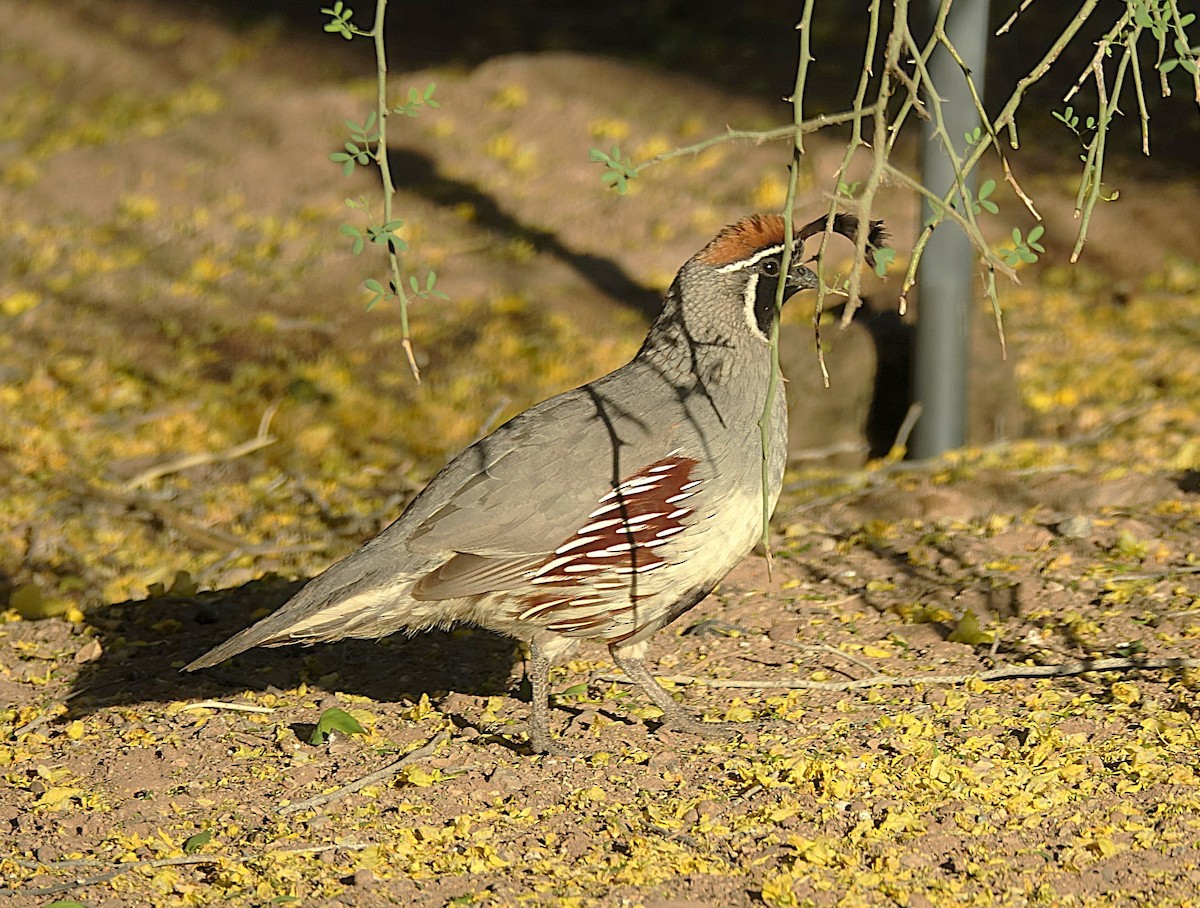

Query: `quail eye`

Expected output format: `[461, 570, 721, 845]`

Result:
[760, 258, 780, 277]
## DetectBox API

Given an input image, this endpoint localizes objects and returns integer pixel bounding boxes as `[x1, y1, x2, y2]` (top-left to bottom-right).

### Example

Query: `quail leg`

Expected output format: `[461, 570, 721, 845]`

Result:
[527, 638, 570, 755]
[609, 642, 730, 740]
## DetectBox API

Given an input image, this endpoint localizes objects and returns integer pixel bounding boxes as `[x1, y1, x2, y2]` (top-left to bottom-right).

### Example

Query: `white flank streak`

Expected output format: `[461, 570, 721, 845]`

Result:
[615, 561, 664, 575]
[536, 554, 578, 576]
[667, 508, 691, 519]
[648, 462, 679, 474]
[680, 480, 701, 491]
[566, 602, 617, 618]
[664, 491, 695, 504]
[599, 475, 664, 503]
[602, 541, 635, 553]
[626, 511, 665, 526]
[587, 501, 622, 519]
[518, 599, 568, 620]
[554, 535, 601, 554]
[576, 517, 622, 535]
[585, 547, 623, 559]
[562, 562, 606, 573]
[620, 476, 661, 491]
[654, 526, 687, 538]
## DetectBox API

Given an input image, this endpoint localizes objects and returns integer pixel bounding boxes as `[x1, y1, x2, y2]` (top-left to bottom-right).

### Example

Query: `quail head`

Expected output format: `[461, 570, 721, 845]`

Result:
[187, 212, 887, 753]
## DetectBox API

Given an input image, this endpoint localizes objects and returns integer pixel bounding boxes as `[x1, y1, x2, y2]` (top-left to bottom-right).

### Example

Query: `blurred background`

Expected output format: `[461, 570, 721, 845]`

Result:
[2, 0, 1198, 611]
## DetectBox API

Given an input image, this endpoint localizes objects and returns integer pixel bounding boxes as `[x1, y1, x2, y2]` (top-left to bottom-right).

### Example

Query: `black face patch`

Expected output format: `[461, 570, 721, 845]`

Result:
[753, 273, 781, 337]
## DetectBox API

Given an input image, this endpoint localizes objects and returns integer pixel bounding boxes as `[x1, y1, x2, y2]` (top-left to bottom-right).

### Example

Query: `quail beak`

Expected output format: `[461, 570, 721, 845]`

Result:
[785, 262, 819, 294]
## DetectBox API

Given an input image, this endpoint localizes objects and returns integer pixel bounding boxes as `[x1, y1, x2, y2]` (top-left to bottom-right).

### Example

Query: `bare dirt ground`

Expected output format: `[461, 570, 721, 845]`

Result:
[2, 2, 1200, 906]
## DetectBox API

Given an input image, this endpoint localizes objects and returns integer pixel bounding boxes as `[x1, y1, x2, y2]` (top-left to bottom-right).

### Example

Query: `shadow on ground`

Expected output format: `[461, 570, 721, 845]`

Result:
[389, 147, 662, 317]
[69, 577, 522, 717]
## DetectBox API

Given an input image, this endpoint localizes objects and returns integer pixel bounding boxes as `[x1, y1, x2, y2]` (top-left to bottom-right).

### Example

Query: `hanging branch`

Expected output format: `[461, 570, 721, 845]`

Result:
[322, 0, 446, 382]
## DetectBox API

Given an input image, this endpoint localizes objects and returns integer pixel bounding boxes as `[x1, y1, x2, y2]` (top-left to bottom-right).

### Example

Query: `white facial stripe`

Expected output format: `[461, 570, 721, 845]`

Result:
[742, 271, 766, 340]
[715, 243, 785, 273]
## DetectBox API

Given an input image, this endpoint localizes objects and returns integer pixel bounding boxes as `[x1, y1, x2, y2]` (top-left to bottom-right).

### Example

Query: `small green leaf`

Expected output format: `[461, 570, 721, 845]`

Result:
[1027, 224, 1045, 247]
[872, 246, 896, 278]
[558, 682, 590, 698]
[310, 707, 366, 745]
[978, 179, 995, 200]
[363, 278, 384, 293]
[183, 830, 213, 854]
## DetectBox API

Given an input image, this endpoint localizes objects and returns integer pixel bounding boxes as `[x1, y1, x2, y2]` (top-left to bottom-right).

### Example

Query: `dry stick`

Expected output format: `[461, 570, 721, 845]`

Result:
[121, 436, 277, 492]
[996, 0, 1037, 36]
[889, 402, 923, 456]
[121, 396, 281, 492]
[787, 440, 868, 463]
[601, 656, 1200, 694]
[276, 730, 449, 816]
[0, 855, 219, 899]
[180, 700, 276, 714]
[788, 641, 883, 678]
[5, 841, 387, 898]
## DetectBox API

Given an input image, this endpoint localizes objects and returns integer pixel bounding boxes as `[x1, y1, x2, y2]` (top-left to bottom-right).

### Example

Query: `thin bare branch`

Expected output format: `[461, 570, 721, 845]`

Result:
[277, 730, 449, 816]
[599, 656, 1200, 693]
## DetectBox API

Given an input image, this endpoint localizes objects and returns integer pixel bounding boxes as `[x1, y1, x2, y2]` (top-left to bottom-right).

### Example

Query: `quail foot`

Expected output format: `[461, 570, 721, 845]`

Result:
[186, 212, 887, 754]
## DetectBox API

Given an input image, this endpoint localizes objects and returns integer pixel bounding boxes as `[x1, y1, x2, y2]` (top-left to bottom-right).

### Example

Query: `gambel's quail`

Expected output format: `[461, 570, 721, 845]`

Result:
[187, 213, 887, 753]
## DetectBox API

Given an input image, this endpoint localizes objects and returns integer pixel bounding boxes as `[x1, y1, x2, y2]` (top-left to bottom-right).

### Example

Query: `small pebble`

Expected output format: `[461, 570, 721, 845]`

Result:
[1057, 515, 1093, 538]
[352, 868, 375, 886]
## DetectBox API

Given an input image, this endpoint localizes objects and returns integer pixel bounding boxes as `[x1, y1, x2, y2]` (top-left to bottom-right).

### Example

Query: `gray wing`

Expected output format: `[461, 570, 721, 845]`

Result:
[397, 379, 661, 559]
[395, 374, 678, 601]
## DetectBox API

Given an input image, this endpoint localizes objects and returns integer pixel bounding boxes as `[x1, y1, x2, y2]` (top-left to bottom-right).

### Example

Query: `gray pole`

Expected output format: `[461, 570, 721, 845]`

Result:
[910, 0, 990, 459]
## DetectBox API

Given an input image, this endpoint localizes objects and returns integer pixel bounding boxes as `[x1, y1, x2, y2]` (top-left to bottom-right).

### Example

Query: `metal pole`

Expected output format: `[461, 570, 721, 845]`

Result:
[910, 0, 990, 459]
